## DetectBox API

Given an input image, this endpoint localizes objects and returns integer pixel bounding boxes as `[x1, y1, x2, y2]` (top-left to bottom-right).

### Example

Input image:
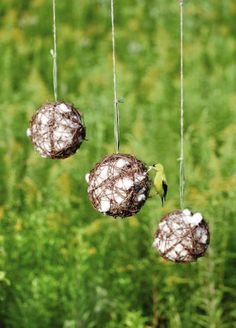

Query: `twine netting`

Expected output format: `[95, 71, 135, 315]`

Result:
[153, 209, 210, 263]
[27, 102, 86, 159]
[86, 154, 151, 218]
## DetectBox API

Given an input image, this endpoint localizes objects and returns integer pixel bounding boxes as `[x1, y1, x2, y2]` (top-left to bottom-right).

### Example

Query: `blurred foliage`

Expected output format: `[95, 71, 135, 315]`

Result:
[0, 0, 236, 327]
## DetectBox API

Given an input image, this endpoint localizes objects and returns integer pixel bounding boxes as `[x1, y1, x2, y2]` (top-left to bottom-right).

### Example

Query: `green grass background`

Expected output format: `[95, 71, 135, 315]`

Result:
[0, 0, 236, 327]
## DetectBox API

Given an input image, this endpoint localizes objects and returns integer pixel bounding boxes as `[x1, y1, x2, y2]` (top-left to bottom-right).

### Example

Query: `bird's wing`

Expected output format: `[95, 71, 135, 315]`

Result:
[162, 179, 168, 200]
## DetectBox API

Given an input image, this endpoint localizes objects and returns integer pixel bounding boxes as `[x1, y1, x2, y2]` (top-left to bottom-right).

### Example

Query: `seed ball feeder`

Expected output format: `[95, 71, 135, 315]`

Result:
[86, 154, 151, 218]
[86, 3, 150, 218]
[153, 209, 210, 263]
[152, 0, 210, 263]
[27, 102, 86, 159]
[27, 0, 86, 159]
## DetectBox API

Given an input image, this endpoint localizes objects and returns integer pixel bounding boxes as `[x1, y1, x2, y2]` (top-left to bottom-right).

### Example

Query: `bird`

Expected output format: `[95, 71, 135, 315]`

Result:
[149, 163, 168, 206]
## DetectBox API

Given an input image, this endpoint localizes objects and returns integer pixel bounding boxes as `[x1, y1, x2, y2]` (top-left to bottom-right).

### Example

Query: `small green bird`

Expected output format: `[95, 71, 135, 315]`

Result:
[149, 163, 168, 206]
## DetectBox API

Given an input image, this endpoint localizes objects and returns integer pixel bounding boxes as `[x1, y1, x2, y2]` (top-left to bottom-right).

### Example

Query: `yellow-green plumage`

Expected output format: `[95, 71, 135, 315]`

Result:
[151, 164, 168, 206]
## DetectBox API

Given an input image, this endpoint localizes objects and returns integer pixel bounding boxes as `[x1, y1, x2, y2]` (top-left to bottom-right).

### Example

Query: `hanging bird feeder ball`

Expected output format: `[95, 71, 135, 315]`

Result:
[86, 153, 151, 218]
[153, 209, 210, 263]
[27, 102, 86, 159]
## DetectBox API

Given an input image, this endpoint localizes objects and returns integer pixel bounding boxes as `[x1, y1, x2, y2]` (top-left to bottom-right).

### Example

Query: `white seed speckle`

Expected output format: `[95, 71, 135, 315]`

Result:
[185, 212, 202, 225]
[85, 173, 90, 183]
[200, 233, 208, 244]
[57, 103, 71, 112]
[100, 165, 109, 181]
[26, 128, 31, 137]
[183, 208, 191, 216]
[152, 238, 159, 248]
[116, 159, 129, 168]
[134, 173, 146, 183]
[136, 194, 146, 202]
[99, 199, 111, 213]
[115, 178, 133, 190]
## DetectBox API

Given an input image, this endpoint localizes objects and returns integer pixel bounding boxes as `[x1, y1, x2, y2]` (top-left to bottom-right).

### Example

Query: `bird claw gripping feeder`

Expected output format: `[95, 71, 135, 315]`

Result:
[27, 0, 86, 159]
[86, 0, 150, 218]
[153, 0, 210, 262]
[86, 154, 151, 218]
[153, 209, 210, 263]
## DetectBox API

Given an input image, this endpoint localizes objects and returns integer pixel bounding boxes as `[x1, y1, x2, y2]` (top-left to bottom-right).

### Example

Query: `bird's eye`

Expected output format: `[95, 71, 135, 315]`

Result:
[152, 164, 155, 167]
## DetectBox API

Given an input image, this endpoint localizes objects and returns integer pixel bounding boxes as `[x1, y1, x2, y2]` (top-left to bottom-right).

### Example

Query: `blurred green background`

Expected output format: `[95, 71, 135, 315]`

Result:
[0, 0, 236, 327]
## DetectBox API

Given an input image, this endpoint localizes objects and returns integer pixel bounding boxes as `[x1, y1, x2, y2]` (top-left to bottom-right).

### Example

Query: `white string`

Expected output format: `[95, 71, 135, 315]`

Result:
[110, 0, 120, 153]
[179, 0, 185, 210]
[50, 0, 58, 102]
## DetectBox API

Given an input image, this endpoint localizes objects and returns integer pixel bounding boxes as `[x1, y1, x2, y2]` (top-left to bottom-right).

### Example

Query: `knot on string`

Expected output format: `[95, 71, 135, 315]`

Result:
[118, 97, 124, 104]
[50, 49, 56, 59]
[115, 98, 124, 105]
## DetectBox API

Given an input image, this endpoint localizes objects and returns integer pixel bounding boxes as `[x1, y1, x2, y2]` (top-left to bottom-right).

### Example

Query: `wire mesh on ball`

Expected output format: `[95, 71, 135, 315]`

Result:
[86, 153, 151, 218]
[27, 102, 86, 159]
[153, 209, 210, 263]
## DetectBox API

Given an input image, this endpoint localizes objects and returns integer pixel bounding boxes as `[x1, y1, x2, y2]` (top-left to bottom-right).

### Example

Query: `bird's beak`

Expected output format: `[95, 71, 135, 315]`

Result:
[147, 166, 153, 172]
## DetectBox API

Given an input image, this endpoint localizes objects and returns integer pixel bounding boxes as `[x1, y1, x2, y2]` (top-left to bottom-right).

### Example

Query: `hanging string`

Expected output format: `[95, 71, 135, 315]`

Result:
[179, 0, 185, 210]
[110, 0, 120, 153]
[50, 0, 58, 102]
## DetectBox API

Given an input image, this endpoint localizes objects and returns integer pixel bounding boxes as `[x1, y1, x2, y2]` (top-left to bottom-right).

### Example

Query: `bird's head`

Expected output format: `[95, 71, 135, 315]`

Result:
[150, 163, 164, 173]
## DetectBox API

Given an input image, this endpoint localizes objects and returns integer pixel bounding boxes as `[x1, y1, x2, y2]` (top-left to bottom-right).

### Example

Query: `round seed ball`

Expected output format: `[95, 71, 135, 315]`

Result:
[153, 209, 210, 263]
[86, 153, 151, 218]
[27, 102, 86, 159]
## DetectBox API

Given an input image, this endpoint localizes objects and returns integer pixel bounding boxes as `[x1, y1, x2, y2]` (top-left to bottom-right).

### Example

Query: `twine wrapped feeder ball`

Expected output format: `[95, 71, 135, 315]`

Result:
[153, 209, 210, 263]
[86, 154, 151, 218]
[27, 102, 86, 159]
